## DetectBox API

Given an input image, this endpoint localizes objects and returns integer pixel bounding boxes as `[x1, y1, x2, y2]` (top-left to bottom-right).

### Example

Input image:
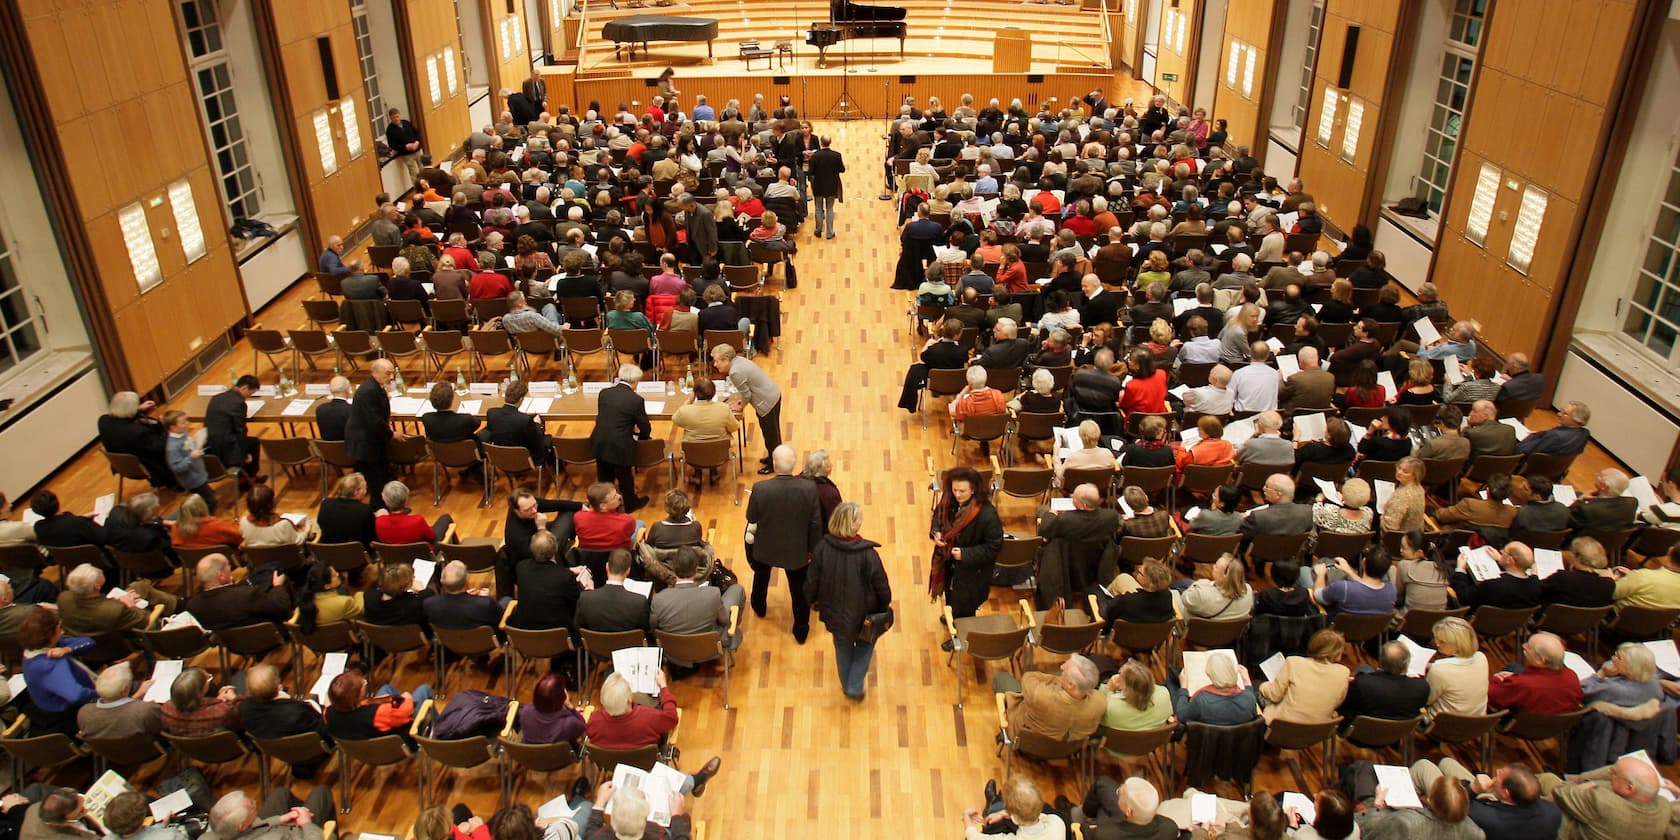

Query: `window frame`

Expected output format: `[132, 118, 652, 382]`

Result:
[176, 0, 261, 221]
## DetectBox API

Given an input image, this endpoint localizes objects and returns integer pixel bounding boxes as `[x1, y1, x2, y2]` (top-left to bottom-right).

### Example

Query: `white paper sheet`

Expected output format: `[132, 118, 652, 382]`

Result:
[1265, 337, 1285, 354]
[245, 400, 265, 418]
[1374, 479, 1394, 514]
[1376, 371, 1397, 402]
[1627, 476, 1664, 514]
[1258, 651, 1286, 682]
[1645, 639, 1680, 678]
[1293, 412, 1326, 442]
[389, 397, 429, 416]
[612, 647, 663, 695]
[637, 380, 668, 394]
[149, 788, 194, 822]
[1552, 484, 1579, 506]
[1182, 650, 1247, 695]
[1444, 360, 1465, 385]
[1412, 318, 1441, 346]
[311, 652, 350, 704]
[107, 587, 147, 609]
[145, 660, 184, 703]
[283, 512, 309, 529]
[1460, 545, 1504, 582]
[1314, 478, 1343, 506]
[162, 611, 203, 631]
[459, 400, 483, 415]
[1374, 764, 1423, 808]
[1276, 354, 1301, 379]
[622, 579, 653, 598]
[282, 399, 315, 417]
[644, 401, 665, 415]
[1532, 548, 1565, 579]
[1562, 651, 1596, 681]
[1281, 792, 1316, 825]
[412, 558, 438, 589]
[1223, 417, 1257, 448]
[1173, 298, 1198, 316]
[6, 673, 24, 698]
[1050, 497, 1076, 512]
[536, 795, 573, 821]
[93, 494, 116, 525]
[1169, 384, 1191, 399]
[1500, 418, 1532, 441]
[1190, 793, 1217, 825]
[520, 397, 554, 414]
[1277, 211, 1299, 231]
[1397, 635, 1436, 678]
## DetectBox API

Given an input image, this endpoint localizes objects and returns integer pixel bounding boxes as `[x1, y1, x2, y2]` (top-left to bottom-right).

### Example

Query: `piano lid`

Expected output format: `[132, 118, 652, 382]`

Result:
[830, 0, 907, 21]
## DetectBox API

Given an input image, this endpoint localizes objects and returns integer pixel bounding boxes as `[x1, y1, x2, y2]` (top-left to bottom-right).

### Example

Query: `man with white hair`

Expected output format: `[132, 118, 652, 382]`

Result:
[1240, 473, 1313, 537]
[183, 552, 293, 631]
[1235, 412, 1293, 467]
[423, 559, 503, 630]
[744, 445, 823, 643]
[315, 375, 352, 442]
[589, 363, 653, 513]
[584, 783, 690, 840]
[1521, 400, 1593, 456]
[204, 785, 334, 840]
[57, 562, 176, 641]
[1542, 754, 1669, 840]
[1570, 468, 1638, 531]
[317, 234, 358, 278]
[75, 662, 161, 741]
[370, 202, 403, 247]
[995, 653, 1106, 742]
[973, 164, 997, 195]
[1214, 252, 1257, 289]
[1081, 775, 1178, 839]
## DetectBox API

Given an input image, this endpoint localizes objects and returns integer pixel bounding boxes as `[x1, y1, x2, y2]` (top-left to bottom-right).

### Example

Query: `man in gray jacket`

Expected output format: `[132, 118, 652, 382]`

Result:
[713, 344, 782, 472]
[203, 787, 335, 840]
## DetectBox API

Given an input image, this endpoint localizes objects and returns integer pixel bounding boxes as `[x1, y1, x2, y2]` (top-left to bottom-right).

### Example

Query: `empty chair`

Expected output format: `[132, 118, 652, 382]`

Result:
[411, 699, 504, 809]
[942, 608, 1030, 708]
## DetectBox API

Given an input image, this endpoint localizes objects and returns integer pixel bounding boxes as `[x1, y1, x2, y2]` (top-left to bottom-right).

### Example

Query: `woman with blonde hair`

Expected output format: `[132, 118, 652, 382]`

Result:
[1257, 629, 1349, 723]
[171, 493, 243, 550]
[1181, 553, 1253, 619]
[1101, 659, 1173, 734]
[1425, 616, 1488, 718]
[805, 502, 892, 700]
[1313, 477, 1375, 534]
[1057, 420, 1117, 482]
[1381, 456, 1429, 533]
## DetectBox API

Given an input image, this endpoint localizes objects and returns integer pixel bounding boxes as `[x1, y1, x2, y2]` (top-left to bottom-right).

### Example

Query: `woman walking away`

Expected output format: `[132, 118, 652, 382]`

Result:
[806, 502, 893, 701]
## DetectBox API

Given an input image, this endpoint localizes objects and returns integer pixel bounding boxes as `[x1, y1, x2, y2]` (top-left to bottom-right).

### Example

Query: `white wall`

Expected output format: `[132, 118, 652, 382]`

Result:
[1193, 0, 1226, 115]
[1557, 349, 1680, 478]
[1375, 216, 1433, 293]
[224, 0, 297, 220]
[0, 371, 108, 500]
[367, 0, 412, 121]
[1379, 0, 1452, 210]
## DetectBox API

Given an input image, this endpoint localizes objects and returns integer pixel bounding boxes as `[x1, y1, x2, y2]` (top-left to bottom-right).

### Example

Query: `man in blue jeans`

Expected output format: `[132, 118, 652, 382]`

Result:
[807, 135, 846, 239]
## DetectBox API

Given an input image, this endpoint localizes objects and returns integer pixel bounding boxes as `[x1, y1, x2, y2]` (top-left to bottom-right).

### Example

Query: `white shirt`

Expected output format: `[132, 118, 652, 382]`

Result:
[1227, 361, 1281, 412]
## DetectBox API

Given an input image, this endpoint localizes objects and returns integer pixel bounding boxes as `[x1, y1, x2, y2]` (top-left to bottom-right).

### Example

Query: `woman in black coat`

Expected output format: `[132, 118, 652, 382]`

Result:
[805, 502, 893, 701]
[98, 391, 175, 488]
[930, 466, 1003, 632]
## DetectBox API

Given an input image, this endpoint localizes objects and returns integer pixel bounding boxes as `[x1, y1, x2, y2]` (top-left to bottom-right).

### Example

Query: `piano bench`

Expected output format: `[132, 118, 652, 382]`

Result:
[739, 41, 773, 69]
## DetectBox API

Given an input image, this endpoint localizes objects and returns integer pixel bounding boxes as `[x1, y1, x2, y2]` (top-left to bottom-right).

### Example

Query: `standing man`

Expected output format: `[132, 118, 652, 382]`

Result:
[206, 374, 261, 485]
[712, 344, 781, 474]
[681, 194, 717, 269]
[318, 235, 359, 278]
[345, 359, 406, 494]
[807, 135, 845, 240]
[745, 445, 824, 643]
[591, 364, 653, 514]
[385, 108, 423, 184]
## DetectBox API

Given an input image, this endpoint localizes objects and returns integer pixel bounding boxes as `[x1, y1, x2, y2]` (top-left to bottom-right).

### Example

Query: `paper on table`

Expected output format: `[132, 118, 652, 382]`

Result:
[197, 384, 227, 396]
[1258, 651, 1286, 682]
[146, 660, 184, 703]
[1373, 765, 1423, 808]
[1281, 792, 1316, 825]
[282, 398, 314, 417]
[389, 397, 428, 416]
[1182, 649, 1248, 695]
[1190, 793, 1217, 826]
[1293, 412, 1327, 442]
[469, 382, 500, 395]
[1376, 371, 1397, 401]
[520, 397, 554, 414]
[1552, 484, 1578, 506]
[1533, 548, 1565, 579]
[1276, 353, 1301, 378]
[582, 382, 611, 395]
[527, 381, 560, 395]
[1644, 639, 1680, 677]
[458, 400, 483, 416]
[622, 579, 653, 598]
[245, 400, 265, 418]
[1413, 318, 1442, 346]
[304, 383, 331, 395]
[1562, 651, 1596, 681]
[611, 647, 663, 695]
[1499, 418, 1532, 441]
[1394, 635, 1438, 679]
[1374, 479, 1394, 514]
[149, 789, 195, 822]
[1314, 478, 1343, 506]
[412, 558, 438, 590]
[636, 380, 667, 394]
[1460, 545, 1503, 582]
[644, 401, 665, 414]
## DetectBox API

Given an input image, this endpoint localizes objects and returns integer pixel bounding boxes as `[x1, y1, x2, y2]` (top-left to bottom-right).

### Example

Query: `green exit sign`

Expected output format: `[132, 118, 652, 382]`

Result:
[1161, 72, 1179, 81]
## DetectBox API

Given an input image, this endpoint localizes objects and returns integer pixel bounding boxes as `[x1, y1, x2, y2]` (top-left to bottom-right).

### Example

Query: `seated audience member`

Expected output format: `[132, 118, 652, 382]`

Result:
[1079, 776, 1178, 840]
[237, 663, 331, 776]
[17, 609, 96, 735]
[964, 776, 1066, 840]
[1180, 553, 1253, 620]
[1612, 544, 1680, 610]
[241, 485, 313, 547]
[1355, 772, 1479, 838]
[515, 671, 585, 746]
[1488, 631, 1583, 715]
[1312, 477, 1375, 534]
[586, 787, 692, 840]
[1166, 651, 1258, 725]
[588, 671, 722, 794]
[183, 553, 293, 631]
[1257, 629, 1350, 723]
[1101, 659, 1173, 734]
[575, 549, 650, 634]
[423, 560, 502, 630]
[1240, 474, 1313, 537]
[317, 473, 378, 547]
[1435, 472, 1519, 541]
[651, 545, 744, 658]
[162, 666, 241, 736]
[1382, 457, 1430, 534]
[171, 493, 243, 550]
[1519, 399, 1592, 456]
[1312, 546, 1397, 617]
[1250, 561, 1316, 620]
[1570, 468, 1640, 532]
[324, 668, 432, 741]
[994, 654, 1107, 743]
[1057, 421, 1118, 483]
[1512, 475, 1572, 534]
[1340, 640, 1430, 721]
[31, 489, 110, 551]
[1451, 540, 1542, 610]
[1426, 616, 1489, 718]
[1542, 536, 1616, 607]
[1547, 749, 1670, 839]
[364, 562, 431, 629]
[1394, 530, 1453, 617]
[1294, 415, 1358, 469]
[508, 530, 583, 631]
[297, 563, 364, 632]
[1234, 412, 1293, 467]
[1408, 758, 1560, 838]
[77, 660, 162, 740]
[58, 561, 177, 637]
[1096, 559, 1177, 630]
[574, 482, 637, 551]
[1286, 790, 1357, 840]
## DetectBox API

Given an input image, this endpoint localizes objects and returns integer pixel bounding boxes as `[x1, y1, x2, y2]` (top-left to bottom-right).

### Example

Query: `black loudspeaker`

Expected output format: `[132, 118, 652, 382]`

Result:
[774, 75, 790, 85]
[1337, 25, 1360, 89]
[1028, 74, 1045, 83]
[899, 75, 917, 84]
[645, 78, 658, 87]
[318, 37, 340, 100]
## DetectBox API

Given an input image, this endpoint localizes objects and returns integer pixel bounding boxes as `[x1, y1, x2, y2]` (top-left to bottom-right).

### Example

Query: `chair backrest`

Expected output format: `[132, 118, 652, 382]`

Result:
[336, 732, 412, 766]
[1118, 535, 1176, 565]
[1342, 715, 1422, 749]
[1184, 718, 1267, 790]
[110, 548, 175, 579]
[0, 726, 84, 771]
[242, 543, 308, 572]
[564, 327, 606, 353]
[1470, 605, 1539, 639]
[469, 330, 515, 355]
[1095, 723, 1176, 759]
[1395, 607, 1470, 641]
[654, 629, 723, 665]
[994, 536, 1042, 570]
[1013, 411, 1064, 441]
[312, 439, 355, 469]
[1330, 611, 1395, 644]
[162, 731, 250, 764]
[1107, 619, 1175, 652]
[423, 329, 469, 356]
[485, 444, 538, 474]
[680, 439, 732, 470]
[1061, 467, 1116, 498]
[439, 541, 498, 574]
[1248, 532, 1309, 564]
[579, 628, 649, 658]
[355, 621, 429, 653]
[607, 329, 651, 354]
[434, 625, 500, 656]
[260, 437, 316, 466]
[1312, 531, 1372, 561]
[372, 541, 433, 565]
[1265, 716, 1342, 750]
[1535, 604, 1612, 638]
[1180, 533, 1243, 565]
[1000, 465, 1053, 498]
[958, 413, 1009, 442]
[214, 622, 289, 656]
[1036, 616, 1103, 656]
[1424, 710, 1508, 744]
[311, 541, 371, 573]
[141, 625, 213, 661]
[292, 621, 359, 657]
[702, 330, 747, 355]
[583, 742, 658, 775]
[926, 367, 969, 397]
[1502, 708, 1591, 741]
[500, 736, 580, 773]
[962, 625, 1031, 661]
[252, 732, 335, 765]
[82, 732, 167, 766]
[1184, 616, 1251, 650]
[1605, 606, 1680, 640]
[1519, 452, 1578, 482]
[1179, 464, 1234, 494]
[505, 625, 575, 659]
[428, 438, 483, 470]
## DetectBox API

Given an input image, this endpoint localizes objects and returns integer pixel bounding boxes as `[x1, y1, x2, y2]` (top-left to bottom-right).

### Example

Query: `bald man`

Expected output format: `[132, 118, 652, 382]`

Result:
[744, 445, 823, 643]
[1545, 754, 1668, 840]
[1488, 631, 1583, 715]
[1036, 483, 1121, 606]
[345, 359, 409, 492]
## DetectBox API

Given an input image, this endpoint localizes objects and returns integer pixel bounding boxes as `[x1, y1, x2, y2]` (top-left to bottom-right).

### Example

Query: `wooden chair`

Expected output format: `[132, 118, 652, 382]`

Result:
[499, 702, 583, 802]
[354, 621, 433, 684]
[578, 628, 650, 704]
[335, 732, 416, 814]
[996, 691, 1089, 794]
[411, 699, 504, 809]
[1091, 723, 1177, 792]
[1422, 710, 1508, 769]
[563, 327, 609, 376]
[655, 610, 739, 709]
[485, 444, 547, 498]
[943, 608, 1030, 708]
[260, 437, 319, 497]
[467, 330, 518, 378]
[679, 438, 738, 505]
[427, 438, 486, 506]
[1535, 604, 1612, 653]
[502, 602, 579, 693]
[100, 450, 152, 501]
[1265, 716, 1341, 777]
[1340, 716, 1421, 766]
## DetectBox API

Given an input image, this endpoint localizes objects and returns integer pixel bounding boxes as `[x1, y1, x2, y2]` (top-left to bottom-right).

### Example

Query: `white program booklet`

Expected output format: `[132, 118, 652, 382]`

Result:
[1282, 792, 1316, 824]
[1499, 418, 1532, 441]
[1292, 412, 1326, 442]
[1562, 651, 1596, 681]
[1412, 318, 1442, 346]
[622, 579, 653, 598]
[1644, 639, 1680, 678]
[412, 558, 438, 590]
[149, 789, 195, 822]
[145, 660, 184, 703]
[1460, 545, 1504, 581]
[612, 646, 663, 695]
[1314, 478, 1343, 506]
[1373, 479, 1395, 514]
[311, 652, 350, 705]
[1182, 649, 1248, 695]
[1190, 792, 1217, 826]
[1532, 548, 1565, 579]
[1376, 371, 1397, 402]
[1373, 764, 1423, 808]
[1258, 651, 1286, 682]
[1397, 635, 1436, 678]
[1276, 354, 1301, 379]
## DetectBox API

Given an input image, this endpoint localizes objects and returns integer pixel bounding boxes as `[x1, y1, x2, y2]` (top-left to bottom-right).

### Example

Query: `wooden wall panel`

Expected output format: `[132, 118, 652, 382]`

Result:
[271, 0, 384, 247]
[484, 0, 530, 108]
[1211, 0, 1275, 153]
[1154, 0, 1198, 106]
[1295, 0, 1401, 231]
[1118, 1, 1140, 72]
[17, 0, 244, 393]
[1427, 0, 1641, 361]
[401, 0, 473, 157]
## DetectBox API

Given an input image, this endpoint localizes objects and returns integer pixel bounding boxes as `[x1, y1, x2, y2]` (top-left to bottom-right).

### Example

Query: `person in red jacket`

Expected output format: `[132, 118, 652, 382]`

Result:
[468, 269, 512, 300]
[586, 670, 722, 795]
[1117, 347, 1168, 419]
[374, 481, 452, 549]
[1487, 631, 1584, 715]
[573, 482, 637, 551]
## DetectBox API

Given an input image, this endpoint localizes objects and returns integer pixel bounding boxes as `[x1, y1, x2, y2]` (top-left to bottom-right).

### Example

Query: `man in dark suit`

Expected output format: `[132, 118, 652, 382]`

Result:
[497, 487, 583, 596]
[977, 320, 1030, 369]
[1171, 284, 1223, 337]
[807, 135, 845, 240]
[238, 664, 332, 777]
[315, 376, 352, 442]
[681, 194, 717, 267]
[103, 493, 178, 565]
[183, 553, 294, 631]
[424, 560, 504, 630]
[206, 374, 261, 481]
[1127, 283, 1175, 328]
[745, 445, 824, 643]
[1465, 400, 1520, 457]
[1451, 541, 1543, 610]
[574, 549, 650, 634]
[1497, 353, 1544, 402]
[1513, 476, 1572, 534]
[480, 380, 550, 465]
[1036, 484, 1121, 608]
[1570, 469, 1640, 532]
[899, 319, 970, 412]
[942, 287, 988, 332]
[1339, 640, 1431, 721]
[30, 490, 110, 551]
[345, 360, 402, 494]
[591, 365, 653, 514]
[420, 381, 483, 482]
[1240, 475, 1314, 538]
[1078, 275, 1120, 328]
[507, 530, 583, 631]
[1280, 347, 1336, 412]
[1519, 400, 1592, 456]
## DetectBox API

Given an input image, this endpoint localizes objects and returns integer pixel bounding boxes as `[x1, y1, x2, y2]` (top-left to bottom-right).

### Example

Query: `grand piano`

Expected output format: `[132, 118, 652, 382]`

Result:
[807, 0, 907, 66]
[601, 14, 720, 60]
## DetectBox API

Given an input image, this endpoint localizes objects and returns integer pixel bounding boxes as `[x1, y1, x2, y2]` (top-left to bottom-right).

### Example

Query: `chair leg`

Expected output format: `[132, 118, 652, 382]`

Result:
[338, 751, 352, 814]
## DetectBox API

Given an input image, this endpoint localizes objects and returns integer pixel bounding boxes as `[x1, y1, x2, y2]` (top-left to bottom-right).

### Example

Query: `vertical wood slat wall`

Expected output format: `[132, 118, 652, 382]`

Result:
[399, 0, 472, 158]
[17, 0, 245, 393]
[1294, 0, 1403, 231]
[270, 0, 385, 253]
[1210, 0, 1275, 156]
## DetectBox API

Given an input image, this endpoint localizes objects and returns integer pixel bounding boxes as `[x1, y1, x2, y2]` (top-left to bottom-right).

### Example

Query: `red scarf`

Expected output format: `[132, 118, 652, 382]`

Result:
[929, 501, 981, 599]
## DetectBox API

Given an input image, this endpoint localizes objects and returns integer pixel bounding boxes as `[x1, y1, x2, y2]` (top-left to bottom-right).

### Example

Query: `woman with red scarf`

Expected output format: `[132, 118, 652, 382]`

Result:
[929, 466, 1002, 646]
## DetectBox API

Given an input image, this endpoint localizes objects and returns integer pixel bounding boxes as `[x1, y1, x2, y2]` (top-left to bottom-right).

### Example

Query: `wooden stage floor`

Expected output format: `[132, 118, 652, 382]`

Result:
[24, 111, 1663, 836]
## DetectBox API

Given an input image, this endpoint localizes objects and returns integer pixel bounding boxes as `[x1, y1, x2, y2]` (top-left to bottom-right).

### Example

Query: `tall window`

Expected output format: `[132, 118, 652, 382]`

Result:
[349, 0, 388, 137]
[1414, 0, 1486, 214]
[0, 225, 42, 375]
[1622, 155, 1680, 361]
[178, 0, 260, 220]
[1291, 2, 1323, 131]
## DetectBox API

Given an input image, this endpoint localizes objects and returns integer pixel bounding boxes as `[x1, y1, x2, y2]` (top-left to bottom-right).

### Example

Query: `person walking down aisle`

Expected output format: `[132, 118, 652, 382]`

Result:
[746, 445, 824, 643]
[806, 502, 893, 700]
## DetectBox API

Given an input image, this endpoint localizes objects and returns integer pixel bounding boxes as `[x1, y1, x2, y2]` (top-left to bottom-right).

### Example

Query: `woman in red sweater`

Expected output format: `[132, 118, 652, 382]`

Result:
[374, 481, 451, 549]
[1117, 347, 1168, 420]
[573, 482, 637, 550]
[995, 244, 1030, 293]
[586, 671, 723, 795]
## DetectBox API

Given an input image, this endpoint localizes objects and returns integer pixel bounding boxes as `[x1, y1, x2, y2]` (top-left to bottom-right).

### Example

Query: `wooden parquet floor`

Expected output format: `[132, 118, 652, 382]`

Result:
[24, 112, 1663, 834]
